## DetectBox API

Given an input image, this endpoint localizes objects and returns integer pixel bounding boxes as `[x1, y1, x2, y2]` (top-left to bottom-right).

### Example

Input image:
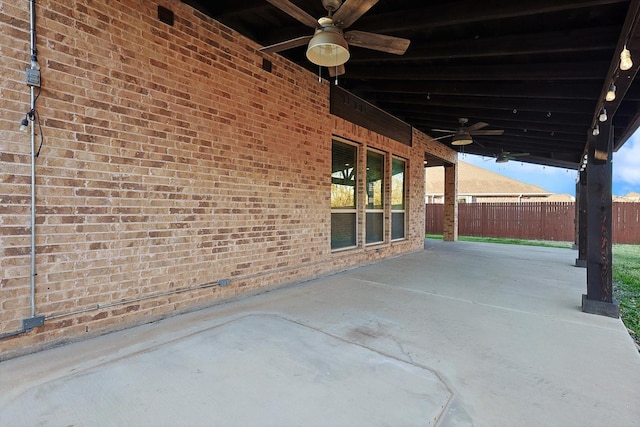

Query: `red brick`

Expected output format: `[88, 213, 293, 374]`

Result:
[0, 0, 457, 359]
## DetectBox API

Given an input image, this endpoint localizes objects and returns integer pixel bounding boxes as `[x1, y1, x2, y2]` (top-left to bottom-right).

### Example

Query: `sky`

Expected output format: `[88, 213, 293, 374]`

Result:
[460, 129, 640, 197]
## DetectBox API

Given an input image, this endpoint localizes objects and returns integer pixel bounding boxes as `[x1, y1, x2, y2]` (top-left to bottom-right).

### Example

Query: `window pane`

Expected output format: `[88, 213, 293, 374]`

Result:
[391, 158, 405, 210]
[366, 212, 384, 244]
[366, 150, 384, 210]
[331, 213, 356, 249]
[331, 141, 357, 209]
[392, 212, 405, 240]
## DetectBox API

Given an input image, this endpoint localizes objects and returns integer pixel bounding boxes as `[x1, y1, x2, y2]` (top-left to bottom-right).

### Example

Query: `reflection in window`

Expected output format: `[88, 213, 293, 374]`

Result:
[331, 140, 357, 249]
[366, 150, 384, 244]
[391, 157, 406, 240]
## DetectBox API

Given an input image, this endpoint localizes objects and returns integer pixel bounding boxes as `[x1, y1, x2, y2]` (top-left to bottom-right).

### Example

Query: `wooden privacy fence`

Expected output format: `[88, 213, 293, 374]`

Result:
[425, 202, 640, 244]
[613, 202, 640, 244]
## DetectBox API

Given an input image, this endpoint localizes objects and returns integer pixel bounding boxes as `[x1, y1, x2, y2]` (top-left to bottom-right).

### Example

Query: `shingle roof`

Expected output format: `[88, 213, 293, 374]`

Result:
[426, 161, 552, 196]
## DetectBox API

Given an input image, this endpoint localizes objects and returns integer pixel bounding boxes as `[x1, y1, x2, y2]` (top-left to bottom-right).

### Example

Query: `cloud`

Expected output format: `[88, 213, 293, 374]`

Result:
[613, 130, 640, 186]
[457, 128, 640, 197]
[460, 153, 577, 195]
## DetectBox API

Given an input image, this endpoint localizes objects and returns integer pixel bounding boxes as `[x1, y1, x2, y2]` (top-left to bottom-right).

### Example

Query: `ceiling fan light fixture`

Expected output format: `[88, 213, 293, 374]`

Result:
[451, 131, 473, 146]
[496, 156, 509, 164]
[620, 46, 633, 71]
[306, 27, 350, 67]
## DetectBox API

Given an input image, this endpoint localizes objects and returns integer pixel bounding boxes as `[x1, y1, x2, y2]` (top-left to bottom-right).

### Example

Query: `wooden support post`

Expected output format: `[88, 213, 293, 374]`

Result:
[583, 123, 619, 318]
[575, 169, 587, 267]
[443, 163, 458, 242]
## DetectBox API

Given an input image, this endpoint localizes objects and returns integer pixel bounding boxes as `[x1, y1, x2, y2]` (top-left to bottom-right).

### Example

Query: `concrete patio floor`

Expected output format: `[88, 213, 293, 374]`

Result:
[1, 240, 639, 426]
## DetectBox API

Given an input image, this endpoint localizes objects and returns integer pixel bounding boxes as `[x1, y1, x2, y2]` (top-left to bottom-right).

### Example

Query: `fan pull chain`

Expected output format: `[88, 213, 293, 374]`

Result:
[318, 65, 322, 83]
[335, 67, 339, 85]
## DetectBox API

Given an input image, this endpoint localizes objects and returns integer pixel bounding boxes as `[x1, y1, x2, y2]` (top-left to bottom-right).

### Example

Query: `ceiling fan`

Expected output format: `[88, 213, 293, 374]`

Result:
[259, 0, 410, 76]
[495, 151, 530, 163]
[431, 118, 505, 146]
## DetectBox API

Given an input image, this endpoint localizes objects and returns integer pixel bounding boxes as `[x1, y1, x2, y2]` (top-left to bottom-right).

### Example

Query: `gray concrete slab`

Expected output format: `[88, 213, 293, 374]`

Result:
[1, 240, 639, 427]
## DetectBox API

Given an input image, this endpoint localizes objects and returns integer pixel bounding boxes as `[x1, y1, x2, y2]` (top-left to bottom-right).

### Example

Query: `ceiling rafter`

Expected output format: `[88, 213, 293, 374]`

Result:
[347, 26, 621, 62]
[368, 93, 596, 115]
[342, 61, 611, 81]
[346, 0, 630, 33]
[186, 0, 640, 168]
[355, 81, 614, 100]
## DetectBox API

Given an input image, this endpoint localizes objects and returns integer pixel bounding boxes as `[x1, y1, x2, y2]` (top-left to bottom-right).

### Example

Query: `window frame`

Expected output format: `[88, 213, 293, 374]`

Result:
[391, 156, 407, 241]
[331, 138, 359, 251]
[365, 148, 386, 246]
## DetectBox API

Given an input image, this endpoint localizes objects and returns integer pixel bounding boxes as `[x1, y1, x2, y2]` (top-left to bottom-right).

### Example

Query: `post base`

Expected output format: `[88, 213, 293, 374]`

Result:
[575, 259, 587, 268]
[582, 294, 619, 318]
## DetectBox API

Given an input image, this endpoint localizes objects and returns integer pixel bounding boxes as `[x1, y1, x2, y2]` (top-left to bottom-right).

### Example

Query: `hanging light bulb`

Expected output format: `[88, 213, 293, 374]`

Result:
[30, 54, 40, 71]
[592, 125, 600, 136]
[599, 108, 607, 122]
[606, 83, 616, 102]
[19, 117, 29, 132]
[620, 45, 633, 71]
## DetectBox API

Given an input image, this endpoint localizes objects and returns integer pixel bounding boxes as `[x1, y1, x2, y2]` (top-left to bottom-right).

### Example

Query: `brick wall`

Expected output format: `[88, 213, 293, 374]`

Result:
[413, 130, 458, 241]
[443, 164, 459, 241]
[0, 0, 455, 359]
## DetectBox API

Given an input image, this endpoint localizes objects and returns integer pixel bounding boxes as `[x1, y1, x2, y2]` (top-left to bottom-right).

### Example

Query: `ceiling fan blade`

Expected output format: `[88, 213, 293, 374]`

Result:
[470, 129, 504, 136]
[432, 134, 454, 141]
[259, 35, 313, 53]
[467, 122, 489, 132]
[328, 64, 346, 77]
[345, 31, 410, 55]
[333, 0, 378, 28]
[266, 0, 318, 28]
[510, 153, 530, 157]
[431, 128, 456, 133]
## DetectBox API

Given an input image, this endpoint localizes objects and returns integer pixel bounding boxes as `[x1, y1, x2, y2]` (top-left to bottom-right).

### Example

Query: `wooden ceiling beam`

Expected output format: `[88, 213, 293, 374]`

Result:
[347, 26, 620, 62]
[356, 80, 607, 100]
[352, 0, 629, 33]
[196, 0, 266, 16]
[381, 104, 593, 127]
[409, 119, 586, 144]
[413, 123, 586, 146]
[459, 149, 582, 169]
[398, 112, 589, 136]
[367, 93, 596, 114]
[342, 61, 610, 81]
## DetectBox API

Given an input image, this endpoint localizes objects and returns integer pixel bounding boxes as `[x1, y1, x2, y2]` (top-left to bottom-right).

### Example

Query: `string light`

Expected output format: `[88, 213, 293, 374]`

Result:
[606, 82, 616, 102]
[620, 45, 633, 71]
[599, 108, 607, 122]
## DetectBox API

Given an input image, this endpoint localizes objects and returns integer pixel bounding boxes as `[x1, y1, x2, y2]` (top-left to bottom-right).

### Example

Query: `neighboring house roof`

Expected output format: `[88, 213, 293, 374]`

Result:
[614, 192, 640, 202]
[426, 161, 552, 197]
[546, 193, 576, 202]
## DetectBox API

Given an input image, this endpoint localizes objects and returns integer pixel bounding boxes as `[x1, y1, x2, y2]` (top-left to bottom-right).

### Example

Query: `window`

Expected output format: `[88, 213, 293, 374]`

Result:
[331, 140, 357, 249]
[366, 150, 384, 244]
[391, 157, 406, 240]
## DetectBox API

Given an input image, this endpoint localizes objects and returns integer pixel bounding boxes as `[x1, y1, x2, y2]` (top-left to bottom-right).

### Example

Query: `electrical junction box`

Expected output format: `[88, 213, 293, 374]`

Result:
[26, 68, 41, 87]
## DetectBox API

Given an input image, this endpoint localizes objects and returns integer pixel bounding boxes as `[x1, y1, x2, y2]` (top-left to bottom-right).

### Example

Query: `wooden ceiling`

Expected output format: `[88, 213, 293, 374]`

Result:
[181, 0, 640, 169]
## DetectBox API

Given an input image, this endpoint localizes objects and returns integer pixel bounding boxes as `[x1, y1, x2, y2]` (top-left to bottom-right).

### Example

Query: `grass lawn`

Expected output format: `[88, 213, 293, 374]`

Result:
[613, 244, 640, 346]
[425, 234, 573, 249]
[426, 234, 640, 348]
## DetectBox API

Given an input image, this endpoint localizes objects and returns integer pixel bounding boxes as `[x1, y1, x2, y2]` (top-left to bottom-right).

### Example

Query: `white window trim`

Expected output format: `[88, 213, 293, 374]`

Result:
[391, 156, 407, 242]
